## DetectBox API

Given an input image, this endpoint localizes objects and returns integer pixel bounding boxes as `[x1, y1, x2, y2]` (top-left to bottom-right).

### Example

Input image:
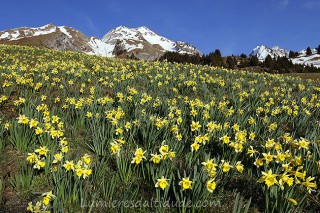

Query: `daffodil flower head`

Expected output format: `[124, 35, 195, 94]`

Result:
[155, 176, 169, 190]
[150, 153, 162, 164]
[257, 169, 278, 188]
[206, 179, 217, 193]
[81, 154, 91, 165]
[179, 177, 193, 190]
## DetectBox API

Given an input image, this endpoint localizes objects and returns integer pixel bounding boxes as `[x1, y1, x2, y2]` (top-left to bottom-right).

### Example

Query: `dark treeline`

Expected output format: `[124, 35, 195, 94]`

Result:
[159, 48, 320, 73]
[159, 49, 224, 67]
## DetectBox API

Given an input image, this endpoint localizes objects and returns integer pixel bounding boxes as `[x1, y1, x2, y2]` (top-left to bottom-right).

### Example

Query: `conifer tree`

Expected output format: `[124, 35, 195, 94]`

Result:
[214, 49, 222, 58]
[306, 47, 312, 56]
[240, 53, 247, 58]
[289, 51, 295, 58]
[249, 56, 259, 66]
[264, 55, 273, 68]
[226, 56, 236, 69]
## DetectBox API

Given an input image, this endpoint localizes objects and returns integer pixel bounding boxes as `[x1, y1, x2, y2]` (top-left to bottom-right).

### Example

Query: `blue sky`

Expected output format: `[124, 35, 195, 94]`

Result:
[1, 0, 320, 56]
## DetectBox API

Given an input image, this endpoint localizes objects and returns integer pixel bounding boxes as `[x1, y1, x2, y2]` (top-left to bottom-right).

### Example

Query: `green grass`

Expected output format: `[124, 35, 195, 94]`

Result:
[284, 72, 320, 80]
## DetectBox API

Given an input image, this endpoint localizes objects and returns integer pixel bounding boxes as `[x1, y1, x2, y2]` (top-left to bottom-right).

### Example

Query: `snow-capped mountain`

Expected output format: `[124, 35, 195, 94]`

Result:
[250, 45, 289, 61]
[250, 45, 320, 68]
[101, 26, 202, 60]
[0, 24, 201, 61]
[0, 24, 112, 56]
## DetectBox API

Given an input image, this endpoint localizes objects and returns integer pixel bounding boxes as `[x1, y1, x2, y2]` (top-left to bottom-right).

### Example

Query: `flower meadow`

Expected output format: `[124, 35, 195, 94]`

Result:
[0, 44, 319, 212]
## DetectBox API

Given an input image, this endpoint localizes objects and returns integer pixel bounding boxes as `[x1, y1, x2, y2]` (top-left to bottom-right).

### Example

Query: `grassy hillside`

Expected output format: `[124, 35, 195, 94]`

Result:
[0, 44, 319, 213]
[284, 72, 320, 80]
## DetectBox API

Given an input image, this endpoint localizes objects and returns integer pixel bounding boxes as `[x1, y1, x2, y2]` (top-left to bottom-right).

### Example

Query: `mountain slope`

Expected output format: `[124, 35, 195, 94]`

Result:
[0, 24, 201, 61]
[291, 53, 320, 68]
[250, 45, 320, 68]
[0, 24, 113, 56]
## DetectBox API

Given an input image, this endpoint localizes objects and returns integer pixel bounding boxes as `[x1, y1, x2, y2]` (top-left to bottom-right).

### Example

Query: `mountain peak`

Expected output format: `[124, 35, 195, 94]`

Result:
[41, 23, 57, 28]
[271, 46, 282, 51]
[251, 45, 289, 61]
[137, 26, 148, 29]
[114, 25, 129, 30]
[136, 26, 152, 32]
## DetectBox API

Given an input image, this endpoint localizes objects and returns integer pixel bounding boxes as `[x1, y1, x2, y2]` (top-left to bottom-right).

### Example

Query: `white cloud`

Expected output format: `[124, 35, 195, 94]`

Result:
[84, 17, 99, 36]
[282, 0, 290, 7]
[279, 0, 290, 9]
[303, 1, 320, 9]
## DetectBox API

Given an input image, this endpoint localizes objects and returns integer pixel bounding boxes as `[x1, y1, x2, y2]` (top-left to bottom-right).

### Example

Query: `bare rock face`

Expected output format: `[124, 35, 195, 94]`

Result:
[175, 41, 202, 55]
[43, 33, 81, 52]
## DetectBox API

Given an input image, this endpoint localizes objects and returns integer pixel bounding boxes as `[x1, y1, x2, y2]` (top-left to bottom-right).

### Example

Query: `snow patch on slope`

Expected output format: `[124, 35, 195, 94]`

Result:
[87, 37, 115, 57]
[0, 24, 75, 41]
[58, 26, 72, 38]
[123, 41, 144, 52]
[137, 26, 176, 51]
[291, 54, 320, 68]
[0, 32, 9, 39]
[33, 27, 56, 36]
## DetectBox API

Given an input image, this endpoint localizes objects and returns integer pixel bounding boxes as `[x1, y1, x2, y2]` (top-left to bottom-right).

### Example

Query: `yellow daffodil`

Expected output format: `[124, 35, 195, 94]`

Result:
[257, 169, 278, 188]
[35, 127, 44, 135]
[35, 146, 49, 156]
[63, 160, 74, 171]
[159, 145, 169, 154]
[81, 154, 91, 165]
[190, 121, 201, 131]
[150, 153, 162, 164]
[52, 153, 63, 164]
[302, 176, 317, 193]
[110, 142, 121, 155]
[206, 179, 217, 193]
[220, 135, 230, 144]
[286, 197, 298, 206]
[61, 146, 69, 153]
[222, 161, 232, 173]
[83, 169, 92, 179]
[235, 161, 244, 173]
[27, 152, 38, 164]
[34, 160, 46, 170]
[29, 119, 39, 128]
[202, 159, 217, 172]
[17, 114, 29, 124]
[247, 146, 257, 157]
[155, 176, 170, 190]
[179, 177, 193, 190]
[131, 147, 146, 165]
[191, 142, 200, 152]
[75, 168, 84, 178]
